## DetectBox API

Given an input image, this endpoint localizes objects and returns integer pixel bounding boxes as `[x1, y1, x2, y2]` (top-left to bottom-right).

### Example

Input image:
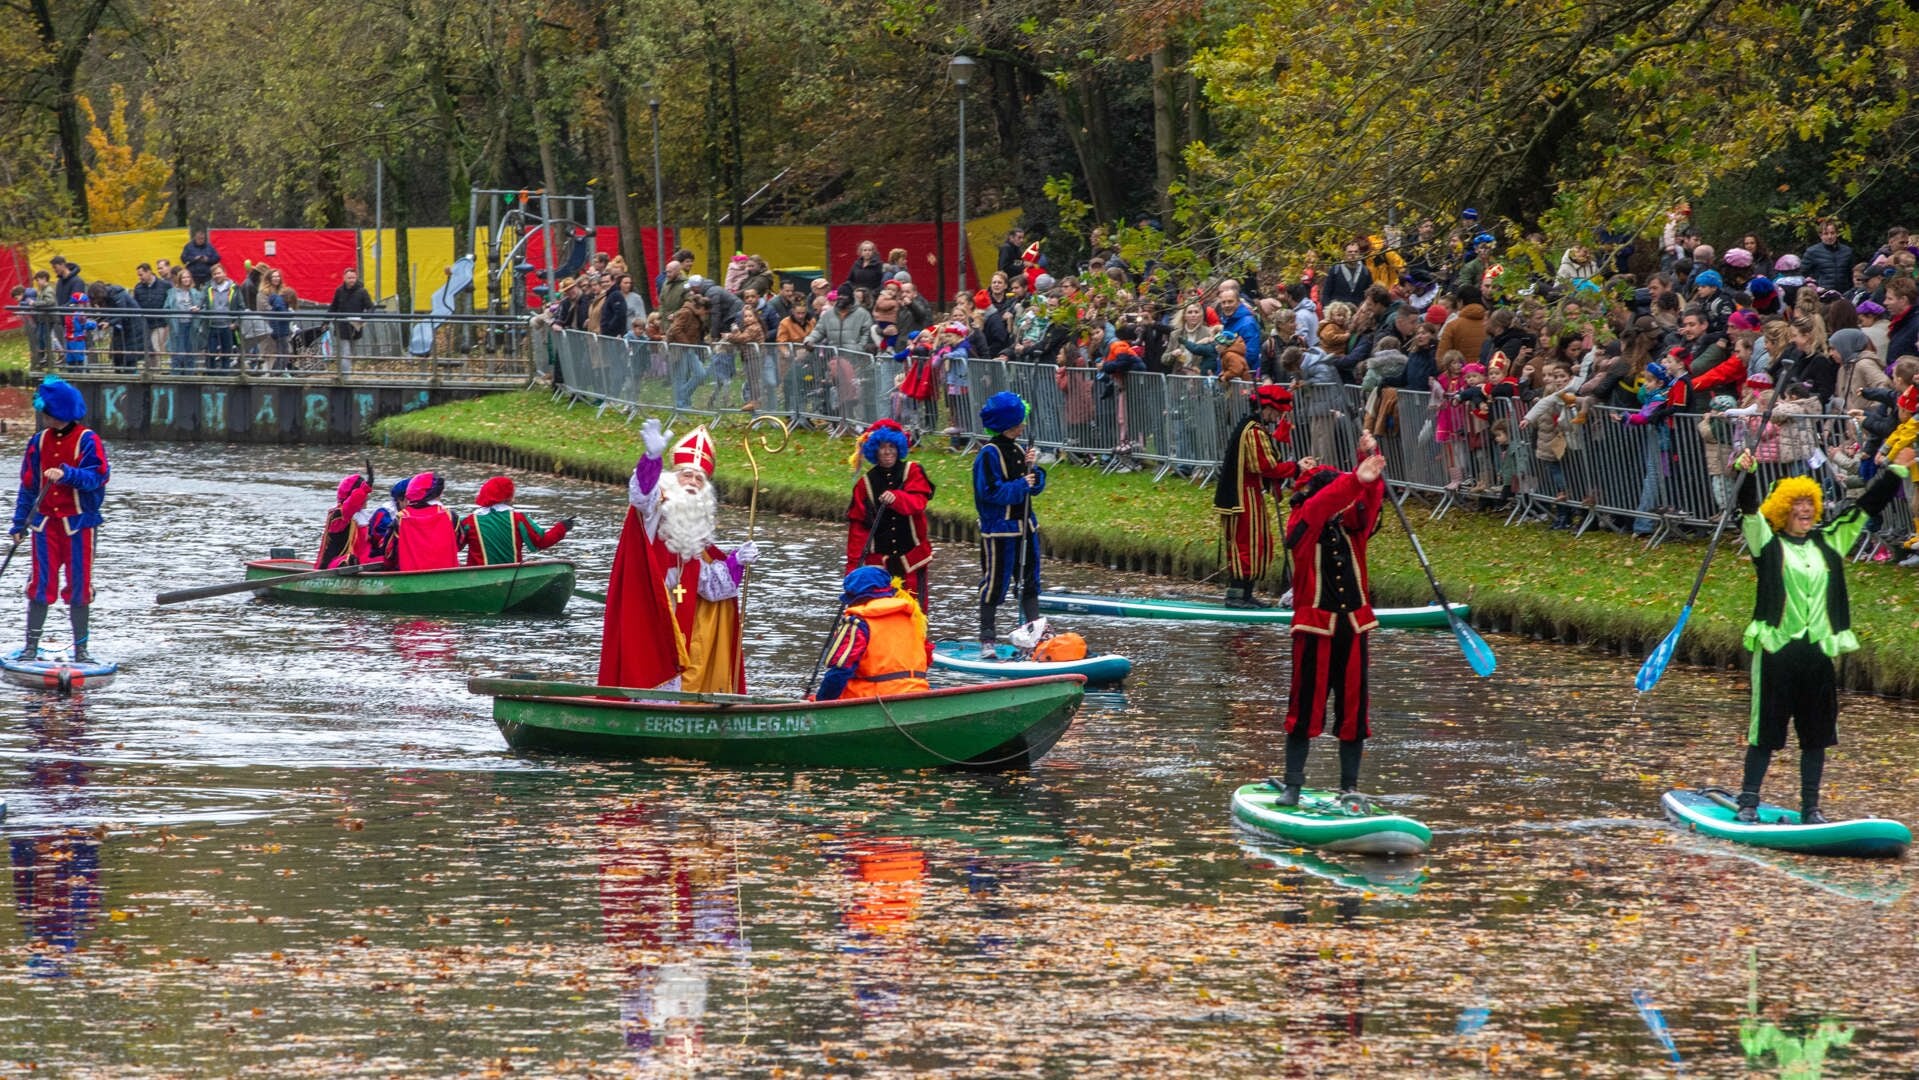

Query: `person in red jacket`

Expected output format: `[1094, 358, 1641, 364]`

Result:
[844, 420, 935, 610]
[1272, 435, 1388, 805]
[456, 475, 573, 566]
[386, 472, 460, 571]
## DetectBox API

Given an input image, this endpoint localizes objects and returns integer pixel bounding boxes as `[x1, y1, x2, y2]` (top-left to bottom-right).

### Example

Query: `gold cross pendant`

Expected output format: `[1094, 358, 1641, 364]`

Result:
[671, 582, 688, 604]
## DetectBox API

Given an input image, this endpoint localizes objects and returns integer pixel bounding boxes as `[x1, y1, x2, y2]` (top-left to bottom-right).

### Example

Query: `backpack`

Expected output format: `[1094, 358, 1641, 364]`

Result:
[1033, 633, 1088, 662]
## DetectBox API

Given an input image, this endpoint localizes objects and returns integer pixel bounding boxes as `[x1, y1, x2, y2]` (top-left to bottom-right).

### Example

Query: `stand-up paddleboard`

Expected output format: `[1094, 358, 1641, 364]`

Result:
[931, 640, 1132, 685]
[1231, 783, 1432, 856]
[0, 650, 118, 693]
[1661, 788, 1911, 859]
[1039, 590, 1461, 628]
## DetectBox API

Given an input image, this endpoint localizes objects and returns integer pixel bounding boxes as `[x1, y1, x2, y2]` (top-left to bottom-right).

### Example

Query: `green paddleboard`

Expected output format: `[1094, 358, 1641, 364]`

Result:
[1231, 783, 1432, 856]
[1661, 788, 1911, 859]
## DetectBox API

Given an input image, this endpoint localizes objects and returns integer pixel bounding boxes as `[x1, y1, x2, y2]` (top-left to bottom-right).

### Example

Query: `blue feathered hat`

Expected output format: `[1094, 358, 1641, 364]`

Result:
[859, 418, 912, 464]
[840, 565, 895, 606]
[979, 391, 1028, 434]
[389, 478, 410, 505]
[32, 376, 84, 423]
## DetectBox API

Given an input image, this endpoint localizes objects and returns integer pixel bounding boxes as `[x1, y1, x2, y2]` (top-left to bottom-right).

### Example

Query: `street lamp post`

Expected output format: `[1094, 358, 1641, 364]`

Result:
[947, 55, 976, 297]
[648, 88, 666, 307]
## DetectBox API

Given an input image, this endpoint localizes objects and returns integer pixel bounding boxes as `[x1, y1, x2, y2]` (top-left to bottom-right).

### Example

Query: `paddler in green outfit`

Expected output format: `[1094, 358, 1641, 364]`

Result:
[455, 475, 575, 566]
[1727, 444, 1915, 824]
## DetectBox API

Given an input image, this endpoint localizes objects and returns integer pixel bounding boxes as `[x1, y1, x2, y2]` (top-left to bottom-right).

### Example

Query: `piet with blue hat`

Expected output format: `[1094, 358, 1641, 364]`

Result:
[972, 391, 1047, 654]
[847, 417, 936, 610]
[814, 565, 930, 702]
[9, 376, 111, 662]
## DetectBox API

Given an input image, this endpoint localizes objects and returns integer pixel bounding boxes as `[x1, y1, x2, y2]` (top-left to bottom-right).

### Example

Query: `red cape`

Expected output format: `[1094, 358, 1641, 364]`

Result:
[597, 505, 700, 689]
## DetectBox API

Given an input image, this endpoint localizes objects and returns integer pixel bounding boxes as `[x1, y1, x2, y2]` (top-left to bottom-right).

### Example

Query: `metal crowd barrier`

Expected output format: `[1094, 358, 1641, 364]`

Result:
[17, 304, 533, 379]
[535, 326, 1916, 554]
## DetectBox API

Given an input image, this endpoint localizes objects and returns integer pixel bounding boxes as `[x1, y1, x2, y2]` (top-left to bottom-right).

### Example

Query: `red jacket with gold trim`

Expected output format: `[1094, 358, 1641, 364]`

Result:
[1283, 469, 1385, 636]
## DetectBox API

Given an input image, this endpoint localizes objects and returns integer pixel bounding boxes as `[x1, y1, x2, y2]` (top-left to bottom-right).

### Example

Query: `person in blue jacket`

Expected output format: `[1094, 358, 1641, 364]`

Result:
[973, 391, 1047, 656]
[9, 377, 110, 661]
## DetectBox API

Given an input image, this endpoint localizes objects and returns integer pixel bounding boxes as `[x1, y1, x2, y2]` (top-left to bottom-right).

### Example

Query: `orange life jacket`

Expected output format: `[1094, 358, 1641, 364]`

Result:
[841, 593, 930, 698]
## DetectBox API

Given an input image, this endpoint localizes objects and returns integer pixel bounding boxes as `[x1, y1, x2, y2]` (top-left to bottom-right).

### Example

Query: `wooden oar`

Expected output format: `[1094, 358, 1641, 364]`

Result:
[467, 675, 791, 706]
[155, 562, 371, 605]
[1387, 492, 1496, 676]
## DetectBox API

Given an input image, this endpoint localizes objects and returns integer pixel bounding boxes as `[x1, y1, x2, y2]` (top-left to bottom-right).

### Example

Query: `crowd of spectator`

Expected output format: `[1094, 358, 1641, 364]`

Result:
[536, 212, 1919, 566]
[10, 229, 384, 374]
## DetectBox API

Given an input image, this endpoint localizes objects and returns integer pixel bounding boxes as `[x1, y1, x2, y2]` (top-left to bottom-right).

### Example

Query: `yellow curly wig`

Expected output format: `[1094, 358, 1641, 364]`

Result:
[1759, 475, 1824, 531]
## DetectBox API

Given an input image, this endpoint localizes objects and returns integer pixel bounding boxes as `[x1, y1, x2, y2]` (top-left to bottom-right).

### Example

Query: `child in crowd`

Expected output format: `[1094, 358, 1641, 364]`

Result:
[1432, 350, 1468, 489]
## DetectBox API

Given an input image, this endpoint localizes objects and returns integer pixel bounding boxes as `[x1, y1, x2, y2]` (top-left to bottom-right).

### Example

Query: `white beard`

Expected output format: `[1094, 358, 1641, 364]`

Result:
[656, 478, 719, 559]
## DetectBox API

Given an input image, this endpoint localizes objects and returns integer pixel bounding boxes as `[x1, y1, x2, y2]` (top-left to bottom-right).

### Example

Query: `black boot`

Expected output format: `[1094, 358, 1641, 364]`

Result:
[1800, 746, 1828, 825]
[1241, 579, 1273, 609]
[1338, 739, 1364, 795]
[1224, 584, 1249, 609]
[20, 600, 47, 660]
[1737, 744, 1771, 823]
[1276, 732, 1311, 805]
[68, 604, 88, 663]
[978, 606, 996, 650]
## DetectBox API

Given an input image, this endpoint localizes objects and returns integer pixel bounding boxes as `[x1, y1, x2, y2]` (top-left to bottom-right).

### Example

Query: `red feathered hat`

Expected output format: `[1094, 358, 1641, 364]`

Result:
[671, 426, 717, 476]
[1253, 385, 1293, 412]
[477, 476, 515, 506]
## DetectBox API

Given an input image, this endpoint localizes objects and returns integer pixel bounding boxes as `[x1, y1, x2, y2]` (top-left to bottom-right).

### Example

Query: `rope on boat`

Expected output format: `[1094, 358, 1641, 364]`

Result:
[873, 694, 1042, 768]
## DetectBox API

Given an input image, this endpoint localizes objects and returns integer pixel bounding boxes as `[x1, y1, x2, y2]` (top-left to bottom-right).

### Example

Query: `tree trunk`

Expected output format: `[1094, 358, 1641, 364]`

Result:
[54, 75, 88, 229]
[702, 28, 723, 275]
[1058, 75, 1122, 223]
[727, 40, 744, 252]
[602, 83, 649, 315]
[1150, 46, 1177, 226]
[522, 48, 562, 212]
[393, 161, 414, 314]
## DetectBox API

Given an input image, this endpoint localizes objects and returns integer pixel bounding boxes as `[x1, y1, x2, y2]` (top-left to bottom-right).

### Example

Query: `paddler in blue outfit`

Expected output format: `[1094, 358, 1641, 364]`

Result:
[816, 567, 931, 701]
[972, 391, 1046, 658]
[1727, 444, 1915, 824]
[9, 377, 110, 662]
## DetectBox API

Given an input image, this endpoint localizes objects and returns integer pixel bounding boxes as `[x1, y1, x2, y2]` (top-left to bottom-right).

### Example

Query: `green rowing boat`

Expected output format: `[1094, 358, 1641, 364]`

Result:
[1038, 590, 1461, 628]
[468, 674, 1084, 769]
[244, 558, 576, 615]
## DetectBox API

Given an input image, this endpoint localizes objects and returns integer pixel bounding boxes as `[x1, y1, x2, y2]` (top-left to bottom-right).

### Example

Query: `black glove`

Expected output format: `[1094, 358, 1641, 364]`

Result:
[559, 517, 578, 530]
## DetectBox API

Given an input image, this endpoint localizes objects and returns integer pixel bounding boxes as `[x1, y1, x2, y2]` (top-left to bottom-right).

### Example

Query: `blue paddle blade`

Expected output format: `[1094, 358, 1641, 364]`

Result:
[1447, 608, 1497, 676]
[1636, 606, 1692, 693]
[1455, 1005, 1492, 1036]
[1630, 989, 1682, 1063]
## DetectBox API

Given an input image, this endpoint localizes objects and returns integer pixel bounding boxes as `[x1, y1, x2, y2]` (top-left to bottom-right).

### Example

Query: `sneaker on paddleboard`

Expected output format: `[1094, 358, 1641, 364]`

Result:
[1802, 808, 1830, 825]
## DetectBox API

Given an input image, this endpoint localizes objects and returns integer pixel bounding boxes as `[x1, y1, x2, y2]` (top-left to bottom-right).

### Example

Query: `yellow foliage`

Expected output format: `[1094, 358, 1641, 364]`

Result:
[80, 85, 173, 232]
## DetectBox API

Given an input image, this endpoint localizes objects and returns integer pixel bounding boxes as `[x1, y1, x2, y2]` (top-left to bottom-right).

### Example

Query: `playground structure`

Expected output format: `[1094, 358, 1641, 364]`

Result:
[468, 189, 598, 318]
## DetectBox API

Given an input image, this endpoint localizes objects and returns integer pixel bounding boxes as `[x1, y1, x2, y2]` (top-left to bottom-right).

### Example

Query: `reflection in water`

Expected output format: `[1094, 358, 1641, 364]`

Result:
[1238, 838, 1427, 896]
[1743, 948, 1856, 1079]
[9, 699, 102, 976]
[829, 835, 927, 1020]
[596, 802, 747, 1069]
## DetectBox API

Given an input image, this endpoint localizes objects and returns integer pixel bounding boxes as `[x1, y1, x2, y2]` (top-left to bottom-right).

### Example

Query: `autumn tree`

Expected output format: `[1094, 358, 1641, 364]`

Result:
[81, 86, 173, 231]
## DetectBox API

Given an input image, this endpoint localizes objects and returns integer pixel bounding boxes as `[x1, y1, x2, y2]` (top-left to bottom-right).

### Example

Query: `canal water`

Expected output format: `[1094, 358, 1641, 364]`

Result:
[0, 444, 1914, 1076]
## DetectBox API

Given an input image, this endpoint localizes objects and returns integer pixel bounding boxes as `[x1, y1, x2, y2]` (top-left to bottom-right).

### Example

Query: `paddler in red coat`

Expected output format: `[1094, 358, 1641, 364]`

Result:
[1273, 434, 1388, 805]
[845, 420, 935, 611]
[456, 476, 574, 565]
[9, 377, 109, 662]
[316, 474, 375, 569]
[385, 472, 461, 571]
[1214, 384, 1313, 608]
[598, 421, 758, 693]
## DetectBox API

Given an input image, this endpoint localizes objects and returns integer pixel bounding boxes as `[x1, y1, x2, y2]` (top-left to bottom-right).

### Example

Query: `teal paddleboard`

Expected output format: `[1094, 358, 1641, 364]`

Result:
[1039, 590, 1460, 628]
[931, 640, 1132, 685]
[1231, 783, 1432, 856]
[1661, 788, 1911, 859]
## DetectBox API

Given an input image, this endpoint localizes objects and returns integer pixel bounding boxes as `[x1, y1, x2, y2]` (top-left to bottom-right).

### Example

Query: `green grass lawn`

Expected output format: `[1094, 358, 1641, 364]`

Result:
[0, 332, 32, 379]
[377, 391, 1919, 695]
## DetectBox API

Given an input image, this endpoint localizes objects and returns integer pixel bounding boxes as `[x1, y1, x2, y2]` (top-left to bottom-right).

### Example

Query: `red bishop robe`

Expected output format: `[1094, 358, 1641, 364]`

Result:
[597, 454, 746, 693]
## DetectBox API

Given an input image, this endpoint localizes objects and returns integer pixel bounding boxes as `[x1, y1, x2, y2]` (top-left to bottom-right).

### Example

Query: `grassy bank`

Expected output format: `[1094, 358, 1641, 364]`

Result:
[375, 391, 1919, 696]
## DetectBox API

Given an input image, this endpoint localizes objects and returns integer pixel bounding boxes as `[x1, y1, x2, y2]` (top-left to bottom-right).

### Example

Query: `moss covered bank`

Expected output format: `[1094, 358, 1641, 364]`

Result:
[375, 391, 1919, 696]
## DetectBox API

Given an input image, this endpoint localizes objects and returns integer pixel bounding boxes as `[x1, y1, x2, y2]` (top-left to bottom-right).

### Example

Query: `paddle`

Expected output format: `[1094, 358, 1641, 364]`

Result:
[1630, 989, 1683, 1065]
[1634, 478, 1744, 693]
[802, 613, 847, 699]
[467, 675, 790, 706]
[0, 484, 52, 579]
[572, 587, 608, 604]
[1635, 393, 1779, 692]
[1388, 491, 1496, 676]
[155, 562, 371, 605]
